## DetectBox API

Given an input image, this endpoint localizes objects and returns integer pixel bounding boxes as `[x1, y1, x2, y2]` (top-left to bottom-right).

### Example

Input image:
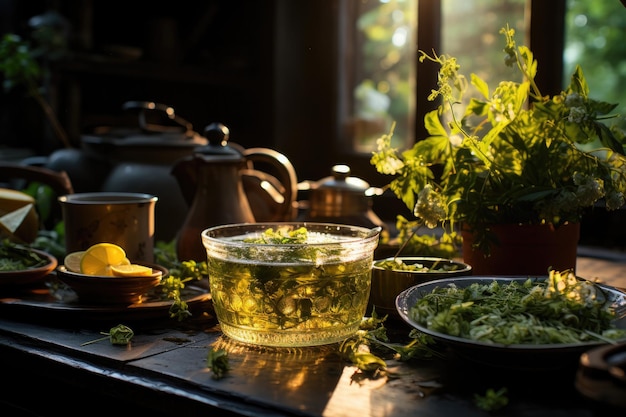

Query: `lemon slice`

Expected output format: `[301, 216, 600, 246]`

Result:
[64, 250, 86, 273]
[80, 243, 130, 276]
[110, 264, 154, 277]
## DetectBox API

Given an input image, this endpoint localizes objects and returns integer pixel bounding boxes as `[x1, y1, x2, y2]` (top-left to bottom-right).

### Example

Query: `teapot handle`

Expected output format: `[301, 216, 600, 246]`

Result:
[122, 101, 194, 135]
[243, 148, 298, 221]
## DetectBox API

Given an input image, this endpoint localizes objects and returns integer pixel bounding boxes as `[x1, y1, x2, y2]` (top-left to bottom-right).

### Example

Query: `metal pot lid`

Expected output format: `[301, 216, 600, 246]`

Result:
[81, 101, 207, 148]
[82, 130, 206, 147]
[310, 164, 371, 195]
[305, 164, 382, 215]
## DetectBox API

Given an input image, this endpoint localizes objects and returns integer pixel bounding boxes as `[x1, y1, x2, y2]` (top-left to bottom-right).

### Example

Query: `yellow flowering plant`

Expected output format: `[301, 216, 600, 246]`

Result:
[371, 25, 626, 256]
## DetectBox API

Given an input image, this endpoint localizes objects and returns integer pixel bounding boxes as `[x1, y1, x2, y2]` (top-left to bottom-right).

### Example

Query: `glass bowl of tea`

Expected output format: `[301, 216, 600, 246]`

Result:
[201, 222, 382, 347]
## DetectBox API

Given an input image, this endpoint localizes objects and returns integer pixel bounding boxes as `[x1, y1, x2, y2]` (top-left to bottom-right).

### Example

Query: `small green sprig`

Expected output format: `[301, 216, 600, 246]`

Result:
[154, 240, 207, 321]
[207, 348, 229, 380]
[339, 310, 444, 378]
[81, 324, 134, 346]
[474, 387, 509, 412]
[160, 259, 208, 321]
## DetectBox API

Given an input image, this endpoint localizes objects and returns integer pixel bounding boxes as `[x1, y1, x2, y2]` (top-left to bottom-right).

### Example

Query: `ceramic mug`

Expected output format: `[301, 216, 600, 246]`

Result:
[59, 192, 158, 262]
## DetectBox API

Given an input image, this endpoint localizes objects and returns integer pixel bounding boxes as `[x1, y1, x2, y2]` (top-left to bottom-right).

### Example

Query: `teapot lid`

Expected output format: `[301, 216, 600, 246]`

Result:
[193, 122, 244, 160]
[315, 164, 371, 194]
[304, 164, 385, 228]
[81, 101, 207, 149]
[307, 164, 372, 213]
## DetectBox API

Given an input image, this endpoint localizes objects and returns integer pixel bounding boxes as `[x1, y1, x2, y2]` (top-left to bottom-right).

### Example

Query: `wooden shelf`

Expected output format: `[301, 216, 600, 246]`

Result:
[52, 54, 259, 88]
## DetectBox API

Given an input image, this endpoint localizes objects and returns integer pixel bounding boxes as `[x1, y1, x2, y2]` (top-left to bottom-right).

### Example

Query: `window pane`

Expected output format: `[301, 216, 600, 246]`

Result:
[347, 0, 417, 153]
[441, 0, 527, 103]
[564, 0, 626, 128]
[346, 0, 528, 154]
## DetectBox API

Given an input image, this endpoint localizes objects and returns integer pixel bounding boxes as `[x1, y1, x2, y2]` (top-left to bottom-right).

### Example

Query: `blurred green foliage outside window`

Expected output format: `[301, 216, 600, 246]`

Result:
[564, 0, 626, 129]
[350, 0, 626, 153]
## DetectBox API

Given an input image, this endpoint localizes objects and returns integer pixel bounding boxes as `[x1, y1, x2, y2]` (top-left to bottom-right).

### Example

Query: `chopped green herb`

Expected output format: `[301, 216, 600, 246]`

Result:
[154, 239, 208, 321]
[0, 239, 49, 271]
[410, 270, 626, 345]
[243, 226, 309, 244]
[158, 259, 208, 321]
[207, 348, 229, 380]
[108, 324, 135, 344]
[374, 258, 463, 272]
[474, 387, 508, 412]
[81, 324, 134, 346]
[339, 310, 443, 378]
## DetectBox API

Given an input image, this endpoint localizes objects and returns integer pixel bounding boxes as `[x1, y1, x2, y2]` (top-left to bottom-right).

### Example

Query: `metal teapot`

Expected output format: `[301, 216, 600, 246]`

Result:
[299, 164, 385, 229]
[172, 122, 298, 261]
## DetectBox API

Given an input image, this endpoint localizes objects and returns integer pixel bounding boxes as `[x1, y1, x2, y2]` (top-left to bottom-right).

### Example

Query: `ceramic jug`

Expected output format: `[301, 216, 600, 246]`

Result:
[172, 122, 297, 261]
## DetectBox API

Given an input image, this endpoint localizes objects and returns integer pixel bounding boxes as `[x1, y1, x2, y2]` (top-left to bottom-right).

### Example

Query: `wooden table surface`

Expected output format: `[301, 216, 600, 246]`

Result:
[576, 246, 626, 289]
[0, 248, 625, 417]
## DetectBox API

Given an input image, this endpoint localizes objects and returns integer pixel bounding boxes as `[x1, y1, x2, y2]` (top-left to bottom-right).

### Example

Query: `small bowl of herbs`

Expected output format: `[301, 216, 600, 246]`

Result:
[370, 256, 472, 319]
[0, 240, 58, 286]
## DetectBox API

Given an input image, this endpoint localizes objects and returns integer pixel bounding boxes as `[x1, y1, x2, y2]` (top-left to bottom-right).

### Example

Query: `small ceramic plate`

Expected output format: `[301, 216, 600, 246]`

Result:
[56, 264, 167, 305]
[0, 285, 212, 326]
[0, 247, 58, 286]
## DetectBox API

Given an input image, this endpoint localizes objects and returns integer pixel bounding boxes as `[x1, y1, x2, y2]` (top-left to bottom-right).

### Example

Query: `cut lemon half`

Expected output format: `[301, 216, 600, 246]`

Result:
[64, 250, 86, 273]
[110, 264, 154, 277]
[80, 243, 130, 276]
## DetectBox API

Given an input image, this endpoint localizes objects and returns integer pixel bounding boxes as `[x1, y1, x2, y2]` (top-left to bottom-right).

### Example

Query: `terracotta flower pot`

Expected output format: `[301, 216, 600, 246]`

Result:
[461, 222, 580, 276]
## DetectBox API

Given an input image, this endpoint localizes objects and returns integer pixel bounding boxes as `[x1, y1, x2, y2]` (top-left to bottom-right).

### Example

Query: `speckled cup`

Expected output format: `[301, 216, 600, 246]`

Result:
[59, 192, 157, 262]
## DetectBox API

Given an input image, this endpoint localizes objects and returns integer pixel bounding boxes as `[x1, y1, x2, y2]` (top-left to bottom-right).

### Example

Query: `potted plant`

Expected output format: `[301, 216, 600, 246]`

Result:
[371, 25, 626, 275]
